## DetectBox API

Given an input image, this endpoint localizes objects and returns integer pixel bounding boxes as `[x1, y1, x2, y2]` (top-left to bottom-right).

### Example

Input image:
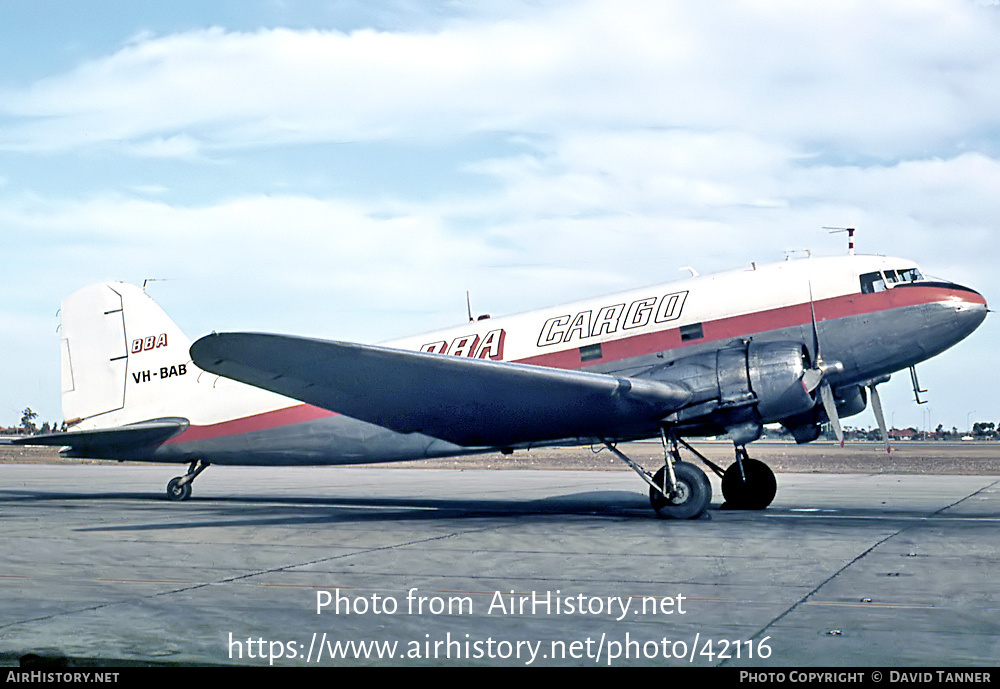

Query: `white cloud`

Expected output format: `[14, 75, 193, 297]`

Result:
[1, 0, 998, 160]
[125, 134, 205, 160]
[2, 0, 999, 427]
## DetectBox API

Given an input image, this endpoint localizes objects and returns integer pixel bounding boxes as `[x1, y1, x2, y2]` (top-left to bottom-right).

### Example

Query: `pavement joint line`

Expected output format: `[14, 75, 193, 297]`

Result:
[0, 526, 497, 631]
[719, 479, 999, 667]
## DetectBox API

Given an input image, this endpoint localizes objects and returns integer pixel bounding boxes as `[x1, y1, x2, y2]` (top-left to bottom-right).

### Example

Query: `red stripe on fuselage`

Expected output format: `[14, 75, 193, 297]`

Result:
[164, 404, 337, 445]
[518, 284, 982, 369]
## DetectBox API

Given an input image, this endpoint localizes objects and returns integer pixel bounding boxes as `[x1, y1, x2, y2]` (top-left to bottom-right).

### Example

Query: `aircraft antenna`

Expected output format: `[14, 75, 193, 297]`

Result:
[824, 227, 856, 255]
[141, 278, 172, 294]
[466, 291, 474, 323]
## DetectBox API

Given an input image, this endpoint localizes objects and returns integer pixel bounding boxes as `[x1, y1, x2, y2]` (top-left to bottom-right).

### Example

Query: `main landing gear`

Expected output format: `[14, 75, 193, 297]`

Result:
[166, 460, 210, 501]
[603, 432, 711, 519]
[604, 431, 778, 518]
[721, 446, 776, 510]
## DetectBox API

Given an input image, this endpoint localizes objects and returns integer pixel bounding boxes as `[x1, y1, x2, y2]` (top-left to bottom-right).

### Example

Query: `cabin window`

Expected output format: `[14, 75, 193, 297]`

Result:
[680, 323, 704, 341]
[579, 343, 603, 362]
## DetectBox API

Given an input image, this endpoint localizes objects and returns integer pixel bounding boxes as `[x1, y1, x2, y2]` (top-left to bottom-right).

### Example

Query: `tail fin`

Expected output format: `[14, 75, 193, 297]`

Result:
[61, 282, 195, 429]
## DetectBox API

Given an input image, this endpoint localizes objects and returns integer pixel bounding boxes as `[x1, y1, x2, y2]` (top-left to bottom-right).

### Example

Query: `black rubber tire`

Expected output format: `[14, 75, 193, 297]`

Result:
[166, 477, 192, 501]
[721, 457, 776, 510]
[649, 461, 712, 519]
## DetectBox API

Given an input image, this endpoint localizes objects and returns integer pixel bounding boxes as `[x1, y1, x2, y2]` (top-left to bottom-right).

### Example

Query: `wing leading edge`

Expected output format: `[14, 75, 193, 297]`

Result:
[190, 333, 691, 448]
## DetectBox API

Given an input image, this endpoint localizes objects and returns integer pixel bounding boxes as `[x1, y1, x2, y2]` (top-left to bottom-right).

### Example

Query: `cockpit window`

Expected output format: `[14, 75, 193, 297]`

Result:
[860, 272, 886, 294]
[860, 267, 924, 294]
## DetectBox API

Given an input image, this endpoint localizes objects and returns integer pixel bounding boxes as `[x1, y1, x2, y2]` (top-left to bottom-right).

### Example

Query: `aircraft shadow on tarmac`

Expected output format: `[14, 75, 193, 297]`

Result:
[4, 487, 996, 530]
[2, 488, 656, 528]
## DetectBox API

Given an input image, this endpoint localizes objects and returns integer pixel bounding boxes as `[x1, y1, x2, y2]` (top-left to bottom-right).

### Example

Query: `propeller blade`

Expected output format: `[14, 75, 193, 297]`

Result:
[808, 281, 821, 363]
[808, 282, 847, 447]
[869, 383, 892, 454]
[802, 368, 823, 393]
[804, 281, 843, 391]
[819, 381, 844, 447]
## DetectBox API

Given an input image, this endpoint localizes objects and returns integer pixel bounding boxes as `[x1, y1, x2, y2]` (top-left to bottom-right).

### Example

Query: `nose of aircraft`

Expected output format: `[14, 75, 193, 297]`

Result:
[953, 284, 988, 329]
[942, 283, 988, 347]
[907, 281, 988, 364]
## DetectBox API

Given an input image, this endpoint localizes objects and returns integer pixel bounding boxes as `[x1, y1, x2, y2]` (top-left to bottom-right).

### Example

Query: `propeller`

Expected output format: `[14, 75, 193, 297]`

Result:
[804, 283, 845, 445]
[867, 378, 892, 454]
[802, 283, 893, 452]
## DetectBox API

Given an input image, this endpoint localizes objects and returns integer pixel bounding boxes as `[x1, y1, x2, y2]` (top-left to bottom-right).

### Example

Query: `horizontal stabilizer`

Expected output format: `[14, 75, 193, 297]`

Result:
[191, 333, 691, 447]
[12, 420, 185, 456]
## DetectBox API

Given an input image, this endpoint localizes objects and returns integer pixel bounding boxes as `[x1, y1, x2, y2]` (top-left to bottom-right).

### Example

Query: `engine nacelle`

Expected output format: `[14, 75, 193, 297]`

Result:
[781, 384, 868, 444]
[644, 340, 818, 442]
[747, 342, 816, 422]
[832, 384, 867, 420]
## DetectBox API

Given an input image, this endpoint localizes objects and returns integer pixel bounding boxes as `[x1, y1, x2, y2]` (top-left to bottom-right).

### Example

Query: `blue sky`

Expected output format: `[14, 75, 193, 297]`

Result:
[2, 0, 999, 435]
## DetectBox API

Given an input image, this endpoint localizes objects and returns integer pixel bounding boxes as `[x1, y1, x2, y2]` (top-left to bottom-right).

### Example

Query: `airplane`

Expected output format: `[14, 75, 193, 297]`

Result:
[12, 252, 987, 519]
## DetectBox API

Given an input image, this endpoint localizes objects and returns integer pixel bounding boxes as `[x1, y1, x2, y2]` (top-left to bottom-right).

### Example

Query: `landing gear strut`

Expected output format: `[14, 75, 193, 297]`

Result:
[721, 446, 776, 510]
[605, 432, 779, 516]
[603, 431, 712, 519]
[166, 460, 210, 501]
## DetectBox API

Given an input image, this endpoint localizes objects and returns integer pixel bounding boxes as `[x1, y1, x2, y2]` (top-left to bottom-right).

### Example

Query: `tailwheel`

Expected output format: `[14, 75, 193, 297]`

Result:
[166, 476, 192, 501]
[165, 460, 209, 502]
[721, 455, 776, 510]
[650, 461, 712, 520]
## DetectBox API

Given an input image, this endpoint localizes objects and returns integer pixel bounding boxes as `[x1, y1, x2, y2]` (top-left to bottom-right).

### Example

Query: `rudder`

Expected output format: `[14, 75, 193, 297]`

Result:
[61, 282, 195, 429]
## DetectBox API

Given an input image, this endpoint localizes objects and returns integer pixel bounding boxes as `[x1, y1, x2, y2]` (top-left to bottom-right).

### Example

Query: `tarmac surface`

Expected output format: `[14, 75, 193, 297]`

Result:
[2, 444, 999, 667]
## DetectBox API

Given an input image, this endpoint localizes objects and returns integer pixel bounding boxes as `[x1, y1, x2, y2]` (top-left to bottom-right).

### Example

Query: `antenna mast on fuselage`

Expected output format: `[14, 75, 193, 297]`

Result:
[824, 227, 856, 256]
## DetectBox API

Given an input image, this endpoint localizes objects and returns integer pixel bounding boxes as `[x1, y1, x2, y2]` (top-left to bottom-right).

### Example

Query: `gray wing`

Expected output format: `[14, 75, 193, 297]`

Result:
[190, 333, 691, 447]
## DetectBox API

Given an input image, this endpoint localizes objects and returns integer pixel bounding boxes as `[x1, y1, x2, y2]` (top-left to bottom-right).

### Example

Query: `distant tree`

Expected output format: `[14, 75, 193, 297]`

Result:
[20, 407, 38, 434]
[972, 422, 995, 438]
